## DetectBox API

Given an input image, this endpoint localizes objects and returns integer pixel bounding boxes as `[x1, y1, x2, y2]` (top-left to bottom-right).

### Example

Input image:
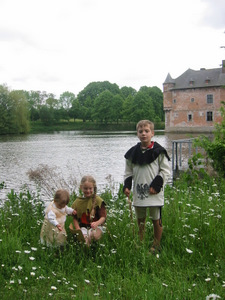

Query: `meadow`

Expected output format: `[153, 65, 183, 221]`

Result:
[0, 171, 224, 300]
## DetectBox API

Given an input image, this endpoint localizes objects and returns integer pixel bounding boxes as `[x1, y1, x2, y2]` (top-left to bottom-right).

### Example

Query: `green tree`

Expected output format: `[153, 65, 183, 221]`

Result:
[131, 90, 155, 122]
[9, 90, 30, 133]
[0, 84, 11, 134]
[194, 101, 225, 177]
[39, 105, 54, 126]
[120, 86, 137, 99]
[59, 92, 76, 110]
[77, 81, 120, 107]
[122, 95, 135, 122]
[69, 99, 81, 122]
[92, 90, 114, 124]
[111, 94, 123, 123]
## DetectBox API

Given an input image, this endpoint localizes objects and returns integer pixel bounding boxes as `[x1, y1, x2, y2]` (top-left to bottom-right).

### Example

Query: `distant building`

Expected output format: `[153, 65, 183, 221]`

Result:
[163, 60, 225, 132]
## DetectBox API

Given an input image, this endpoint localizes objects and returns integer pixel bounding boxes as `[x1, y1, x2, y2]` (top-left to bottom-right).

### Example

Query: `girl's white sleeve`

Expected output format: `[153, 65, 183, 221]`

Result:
[65, 206, 74, 215]
[47, 210, 58, 226]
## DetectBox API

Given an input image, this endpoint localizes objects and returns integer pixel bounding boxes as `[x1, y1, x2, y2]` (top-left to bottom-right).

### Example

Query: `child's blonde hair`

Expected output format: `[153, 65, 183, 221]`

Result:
[80, 175, 97, 221]
[136, 120, 154, 131]
[80, 175, 97, 192]
[54, 189, 70, 206]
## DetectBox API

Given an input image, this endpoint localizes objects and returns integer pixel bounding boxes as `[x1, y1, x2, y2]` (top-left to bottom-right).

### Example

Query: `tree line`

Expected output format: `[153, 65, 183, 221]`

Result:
[0, 81, 164, 134]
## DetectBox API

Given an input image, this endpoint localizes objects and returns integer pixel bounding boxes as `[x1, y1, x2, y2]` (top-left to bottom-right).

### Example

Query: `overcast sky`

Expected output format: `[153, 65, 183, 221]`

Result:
[0, 0, 225, 98]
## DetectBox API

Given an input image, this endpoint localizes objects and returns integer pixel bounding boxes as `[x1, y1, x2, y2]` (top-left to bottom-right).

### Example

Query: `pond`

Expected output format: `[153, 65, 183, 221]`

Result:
[0, 130, 201, 202]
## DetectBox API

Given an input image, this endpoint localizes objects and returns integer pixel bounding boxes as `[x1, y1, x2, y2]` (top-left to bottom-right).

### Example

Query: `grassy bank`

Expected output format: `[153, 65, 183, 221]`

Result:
[29, 120, 165, 134]
[0, 173, 224, 299]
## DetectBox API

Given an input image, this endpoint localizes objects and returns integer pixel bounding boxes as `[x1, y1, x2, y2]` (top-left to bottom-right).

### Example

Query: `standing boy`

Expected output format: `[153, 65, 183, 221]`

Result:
[123, 120, 170, 253]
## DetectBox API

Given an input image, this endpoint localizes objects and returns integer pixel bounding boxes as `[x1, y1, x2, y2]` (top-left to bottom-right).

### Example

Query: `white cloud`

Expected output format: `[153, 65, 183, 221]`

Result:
[0, 0, 224, 97]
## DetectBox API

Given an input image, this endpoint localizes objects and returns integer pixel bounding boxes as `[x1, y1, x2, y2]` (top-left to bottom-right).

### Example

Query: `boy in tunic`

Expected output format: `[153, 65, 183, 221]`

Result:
[123, 120, 170, 253]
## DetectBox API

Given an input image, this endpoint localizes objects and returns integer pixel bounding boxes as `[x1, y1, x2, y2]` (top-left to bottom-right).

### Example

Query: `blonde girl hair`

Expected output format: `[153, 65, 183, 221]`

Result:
[80, 175, 97, 221]
[54, 189, 70, 206]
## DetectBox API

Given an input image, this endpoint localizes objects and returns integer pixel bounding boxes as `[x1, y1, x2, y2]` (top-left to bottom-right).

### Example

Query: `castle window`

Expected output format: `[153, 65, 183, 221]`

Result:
[188, 114, 192, 122]
[191, 98, 194, 102]
[206, 111, 213, 122]
[173, 99, 176, 104]
[207, 94, 213, 104]
[205, 77, 210, 84]
[189, 79, 194, 86]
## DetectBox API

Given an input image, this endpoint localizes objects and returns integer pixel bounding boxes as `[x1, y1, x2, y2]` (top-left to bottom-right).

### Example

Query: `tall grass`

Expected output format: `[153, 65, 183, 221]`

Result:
[0, 174, 224, 300]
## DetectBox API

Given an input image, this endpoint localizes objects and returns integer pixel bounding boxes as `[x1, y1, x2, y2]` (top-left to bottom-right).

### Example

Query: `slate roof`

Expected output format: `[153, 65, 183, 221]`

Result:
[164, 66, 225, 90]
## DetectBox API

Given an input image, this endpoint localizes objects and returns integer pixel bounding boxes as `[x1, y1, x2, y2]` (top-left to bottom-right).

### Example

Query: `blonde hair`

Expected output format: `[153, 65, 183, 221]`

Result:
[80, 175, 97, 221]
[136, 120, 154, 131]
[54, 189, 70, 206]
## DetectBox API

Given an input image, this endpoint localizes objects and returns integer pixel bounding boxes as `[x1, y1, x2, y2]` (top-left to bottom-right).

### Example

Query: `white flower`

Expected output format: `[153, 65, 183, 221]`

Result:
[31, 247, 37, 251]
[29, 257, 35, 261]
[162, 283, 168, 287]
[30, 272, 35, 276]
[24, 250, 31, 254]
[206, 294, 221, 300]
[85, 279, 90, 284]
[15, 250, 21, 253]
[205, 278, 211, 282]
[51, 286, 57, 290]
[186, 248, 193, 254]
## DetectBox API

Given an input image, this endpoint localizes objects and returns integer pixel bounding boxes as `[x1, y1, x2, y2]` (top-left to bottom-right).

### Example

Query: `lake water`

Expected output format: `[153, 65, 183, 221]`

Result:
[0, 130, 201, 202]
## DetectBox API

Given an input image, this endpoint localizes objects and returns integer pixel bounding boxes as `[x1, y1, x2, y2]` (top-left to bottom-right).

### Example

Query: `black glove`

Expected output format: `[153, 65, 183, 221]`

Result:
[150, 175, 163, 193]
[123, 176, 132, 192]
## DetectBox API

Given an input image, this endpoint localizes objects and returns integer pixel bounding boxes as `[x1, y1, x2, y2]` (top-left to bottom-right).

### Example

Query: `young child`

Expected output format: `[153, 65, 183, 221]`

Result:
[123, 120, 170, 254]
[40, 189, 77, 247]
[71, 175, 106, 246]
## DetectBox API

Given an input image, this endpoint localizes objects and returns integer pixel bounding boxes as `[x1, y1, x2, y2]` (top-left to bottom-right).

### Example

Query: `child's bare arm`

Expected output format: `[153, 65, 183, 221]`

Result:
[73, 218, 80, 230]
[56, 224, 63, 231]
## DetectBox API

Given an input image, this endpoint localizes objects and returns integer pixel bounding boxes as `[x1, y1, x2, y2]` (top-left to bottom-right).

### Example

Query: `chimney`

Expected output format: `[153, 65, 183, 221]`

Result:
[222, 60, 225, 73]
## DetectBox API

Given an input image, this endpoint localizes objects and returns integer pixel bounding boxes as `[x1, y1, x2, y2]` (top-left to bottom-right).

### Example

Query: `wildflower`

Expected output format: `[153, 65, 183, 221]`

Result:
[186, 248, 193, 254]
[111, 249, 117, 254]
[205, 278, 211, 282]
[10, 280, 14, 284]
[189, 234, 196, 238]
[24, 250, 31, 254]
[94, 293, 100, 296]
[31, 247, 37, 251]
[29, 257, 35, 261]
[97, 265, 102, 269]
[15, 250, 21, 253]
[206, 294, 221, 300]
[18, 266, 22, 270]
[162, 283, 168, 287]
[51, 286, 57, 290]
[85, 279, 90, 284]
[30, 272, 35, 276]
[215, 215, 221, 219]
[32, 267, 37, 270]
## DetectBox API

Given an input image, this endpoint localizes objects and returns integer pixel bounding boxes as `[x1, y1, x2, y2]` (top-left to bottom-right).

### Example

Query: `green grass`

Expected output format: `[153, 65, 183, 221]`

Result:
[0, 175, 224, 300]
